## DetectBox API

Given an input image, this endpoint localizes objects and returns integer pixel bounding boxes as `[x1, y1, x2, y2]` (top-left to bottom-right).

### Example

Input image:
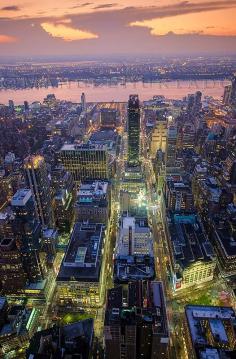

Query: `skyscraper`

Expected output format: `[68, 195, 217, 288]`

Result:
[24, 155, 54, 227]
[180, 123, 196, 149]
[150, 117, 167, 158]
[229, 73, 236, 106]
[187, 94, 195, 113]
[11, 188, 43, 282]
[223, 85, 231, 105]
[186, 91, 202, 115]
[51, 166, 76, 233]
[8, 100, 14, 113]
[81, 92, 86, 111]
[24, 100, 29, 111]
[193, 91, 202, 114]
[0, 208, 29, 293]
[127, 95, 140, 166]
[165, 125, 178, 169]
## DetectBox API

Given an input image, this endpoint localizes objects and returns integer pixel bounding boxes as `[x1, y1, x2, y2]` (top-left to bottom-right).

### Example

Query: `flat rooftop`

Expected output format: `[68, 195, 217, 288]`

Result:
[114, 259, 155, 283]
[60, 143, 107, 152]
[57, 222, 105, 282]
[11, 188, 32, 206]
[90, 129, 117, 142]
[168, 212, 215, 269]
[185, 305, 236, 348]
[77, 181, 109, 206]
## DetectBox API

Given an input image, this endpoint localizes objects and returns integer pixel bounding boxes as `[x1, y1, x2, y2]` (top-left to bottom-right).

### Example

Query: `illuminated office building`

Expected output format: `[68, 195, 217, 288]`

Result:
[0, 211, 14, 240]
[166, 212, 216, 292]
[0, 209, 28, 293]
[165, 177, 194, 212]
[60, 143, 109, 184]
[180, 123, 196, 149]
[150, 118, 167, 158]
[0, 238, 27, 294]
[127, 95, 140, 166]
[24, 155, 54, 227]
[56, 222, 105, 307]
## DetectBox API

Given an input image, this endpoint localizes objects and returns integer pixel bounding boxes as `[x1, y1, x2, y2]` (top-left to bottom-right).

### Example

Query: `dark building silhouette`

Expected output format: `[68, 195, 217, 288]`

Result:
[27, 319, 94, 359]
[11, 189, 43, 282]
[104, 281, 169, 359]
[51, 166, 76, 233]
[127, 95, 140, 166]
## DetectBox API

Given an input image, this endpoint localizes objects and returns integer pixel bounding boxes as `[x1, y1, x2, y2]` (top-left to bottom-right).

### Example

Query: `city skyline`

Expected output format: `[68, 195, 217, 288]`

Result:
[1, 0, 236, 57]
[0, 3, 236, 358]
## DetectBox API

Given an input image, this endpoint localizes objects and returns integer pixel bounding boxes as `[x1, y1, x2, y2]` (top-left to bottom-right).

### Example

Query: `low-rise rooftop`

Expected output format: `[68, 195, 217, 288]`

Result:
[168, 212, 215, 269]
[57, 222, 105, 282]
[185, 305, 236, 357]
[76, 181, 109, 207]
[11, 189, 32, 206]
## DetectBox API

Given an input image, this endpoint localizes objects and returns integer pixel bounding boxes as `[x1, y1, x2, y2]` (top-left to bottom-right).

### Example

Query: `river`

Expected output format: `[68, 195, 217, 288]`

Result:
[0, 80, 229, 104]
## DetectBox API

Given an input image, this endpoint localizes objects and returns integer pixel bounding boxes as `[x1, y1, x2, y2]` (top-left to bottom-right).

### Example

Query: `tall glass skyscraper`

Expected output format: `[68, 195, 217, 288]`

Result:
[24, 155, 54, 228]
[127, 95, 140, 166]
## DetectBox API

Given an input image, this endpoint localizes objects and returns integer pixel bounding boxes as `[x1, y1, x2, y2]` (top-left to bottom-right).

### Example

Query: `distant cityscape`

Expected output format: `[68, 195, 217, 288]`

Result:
[0, 56, 236, 90]
[0, 66, 236, 359]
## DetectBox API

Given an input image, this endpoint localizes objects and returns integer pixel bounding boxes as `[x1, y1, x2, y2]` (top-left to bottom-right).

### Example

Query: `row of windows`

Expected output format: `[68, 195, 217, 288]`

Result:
[184, 269, 213, 284]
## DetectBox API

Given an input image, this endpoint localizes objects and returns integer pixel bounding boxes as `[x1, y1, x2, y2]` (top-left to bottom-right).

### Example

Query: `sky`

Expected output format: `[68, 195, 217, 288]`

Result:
[1, 0, 236, 58]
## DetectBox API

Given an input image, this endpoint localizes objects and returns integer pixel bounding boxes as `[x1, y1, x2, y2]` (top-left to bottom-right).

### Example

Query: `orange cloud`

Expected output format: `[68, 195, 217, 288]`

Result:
[0, 35, 17, 43]
[41, 21, 98, 41]
[129, 8, 236, 37]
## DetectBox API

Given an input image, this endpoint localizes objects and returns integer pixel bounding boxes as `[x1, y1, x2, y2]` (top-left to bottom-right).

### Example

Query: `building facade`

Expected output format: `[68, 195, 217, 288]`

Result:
[56, 222, 105, 308]
[127, 95, 140, 166]
[24, 155, 54, 227]
[60, 143, 109, 183]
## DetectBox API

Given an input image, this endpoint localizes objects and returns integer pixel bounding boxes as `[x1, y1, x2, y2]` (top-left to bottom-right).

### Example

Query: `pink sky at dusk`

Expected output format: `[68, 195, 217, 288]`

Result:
[0, 0, 236, 56]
